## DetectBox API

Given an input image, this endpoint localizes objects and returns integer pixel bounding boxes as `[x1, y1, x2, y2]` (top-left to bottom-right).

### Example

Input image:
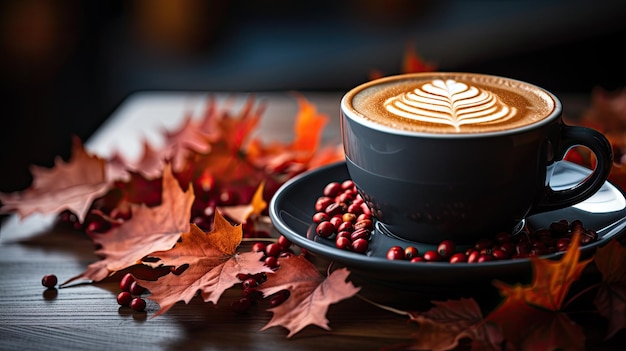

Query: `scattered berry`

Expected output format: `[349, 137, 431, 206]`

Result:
[129, 297, 146, 312]
[41, 274, 58, 288]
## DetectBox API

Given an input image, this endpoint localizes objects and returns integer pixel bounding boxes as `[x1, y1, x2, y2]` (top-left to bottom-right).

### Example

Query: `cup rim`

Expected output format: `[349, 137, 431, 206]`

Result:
[341, 72, 562, 139]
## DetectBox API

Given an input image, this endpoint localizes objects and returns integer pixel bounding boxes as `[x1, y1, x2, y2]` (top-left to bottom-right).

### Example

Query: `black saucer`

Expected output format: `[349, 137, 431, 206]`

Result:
[269, 161, 626, 291]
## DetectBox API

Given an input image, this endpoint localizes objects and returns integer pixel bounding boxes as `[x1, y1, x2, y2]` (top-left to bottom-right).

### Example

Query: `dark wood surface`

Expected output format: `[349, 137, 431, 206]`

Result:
[1, 92, 624, 351]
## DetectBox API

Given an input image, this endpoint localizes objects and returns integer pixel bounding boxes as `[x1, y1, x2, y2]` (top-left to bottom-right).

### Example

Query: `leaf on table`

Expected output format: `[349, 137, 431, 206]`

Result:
[247, 93, 342, 178]
[486, 232, 591, 350]
[398, 298, 504, 351]
[593, 239, 626, 339]
[0, 136, 109, 223]
[218, 181, 267, 225]
[62, 163, 194, 285]
[107, 139, 166, 181]
[258, 255, 361, 338]
[136, 213, 273, 317]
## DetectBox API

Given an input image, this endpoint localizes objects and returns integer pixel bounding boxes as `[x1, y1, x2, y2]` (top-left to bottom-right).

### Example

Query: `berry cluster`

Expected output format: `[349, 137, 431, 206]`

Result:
[231, 235, 294, 313]
[116, 273, 148, 312]
[312, 180, 374, 253]
[312, 180, 600, 263]
[385, 219, 598, 263]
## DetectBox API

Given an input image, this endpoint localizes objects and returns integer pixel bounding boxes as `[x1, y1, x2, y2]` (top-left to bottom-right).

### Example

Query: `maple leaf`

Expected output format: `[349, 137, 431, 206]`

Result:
[136, 214, 273, 317]
[369, 41, 436, 80]
[0, 136, 110, 223]
[486, 232, 592, 350]
[217, 181, 267, 225]
[258, 255, 361, 338]
[106, 139, 166, 181]
[593, 239, 626, 339]
[402, 298, 504, 351]
[62, 163, 194, 285]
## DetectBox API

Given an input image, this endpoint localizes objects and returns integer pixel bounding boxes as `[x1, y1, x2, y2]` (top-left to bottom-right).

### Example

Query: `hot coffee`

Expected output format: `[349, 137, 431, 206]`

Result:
[341, 72, 612, 244]
[347, 73, 555, 134]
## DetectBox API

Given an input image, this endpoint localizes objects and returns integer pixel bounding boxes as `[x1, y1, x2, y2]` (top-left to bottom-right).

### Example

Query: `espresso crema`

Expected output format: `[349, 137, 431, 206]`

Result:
[347, 73, 556, 134]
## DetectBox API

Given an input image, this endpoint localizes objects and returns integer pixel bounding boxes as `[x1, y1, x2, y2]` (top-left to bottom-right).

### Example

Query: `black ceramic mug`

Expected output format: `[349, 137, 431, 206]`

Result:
[340, 72, 613, 244]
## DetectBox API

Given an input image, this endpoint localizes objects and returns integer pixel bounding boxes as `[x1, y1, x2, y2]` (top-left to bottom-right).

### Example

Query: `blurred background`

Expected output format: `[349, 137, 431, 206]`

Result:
[1, 0, 626, 194]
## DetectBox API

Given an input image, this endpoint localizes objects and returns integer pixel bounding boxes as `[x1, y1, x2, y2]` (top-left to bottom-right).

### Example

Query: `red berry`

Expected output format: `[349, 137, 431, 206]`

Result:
[265, 243, 283, 258]
[41, 274, 58, 288]
[120, 273, 135, 292]
[242, 278, 258, 289]
[129, 281, 146, 295]
[129, 297, 146, 312]
[277, 235, 292, 249]
[335, 236, 352, 250]
[251, 242, 266, 253]
[386, 246, 405, 260]
[351, 238, 369, 253]
[404, 246, 419, 260]
[312, 212, 330, 223]
[315, 197, 334, 212]
[316, 221, 336, 238]
[264, 256, 279, 269]
[323, 182, 342, 197]
[117, 291, 132, 306]
[449, 252, 468, 263]
[437, 240, 456, 258]
[423, 250, 442, 262]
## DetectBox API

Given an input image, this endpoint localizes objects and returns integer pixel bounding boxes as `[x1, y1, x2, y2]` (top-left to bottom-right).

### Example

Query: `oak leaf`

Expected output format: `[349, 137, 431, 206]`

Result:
[62, 163, 194, 285]
[405, 298, 504, 351]
[0, 136, 109, 223]
[258, 255, 361, 337]
[136, 213, 273, 317]
[593, 239, 626, 339]
[486, 232, 592, 350]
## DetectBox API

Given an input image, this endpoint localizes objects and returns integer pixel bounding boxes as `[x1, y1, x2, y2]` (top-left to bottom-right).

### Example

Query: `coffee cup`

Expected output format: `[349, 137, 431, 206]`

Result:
[340, 72, 613, 245]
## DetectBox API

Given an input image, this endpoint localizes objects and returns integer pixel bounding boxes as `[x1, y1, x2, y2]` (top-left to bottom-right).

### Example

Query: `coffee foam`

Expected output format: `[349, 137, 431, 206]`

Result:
[348, 73, 556, 134]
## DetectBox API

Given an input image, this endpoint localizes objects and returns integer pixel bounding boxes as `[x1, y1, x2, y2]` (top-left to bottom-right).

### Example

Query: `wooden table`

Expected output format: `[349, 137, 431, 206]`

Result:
[1, 91, 624, 351]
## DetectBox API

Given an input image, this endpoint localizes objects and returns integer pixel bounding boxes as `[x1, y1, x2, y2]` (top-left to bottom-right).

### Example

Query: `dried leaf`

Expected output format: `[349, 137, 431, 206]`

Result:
[0, 136, 109, 223]
[136, 214, 273, 317]
[593, 239, 626, 339]
[62, 163, 194, 285]
[258, 255, 361, 337]
[217, 181, 267, 225]
[486, 232, 591, 350]
[406, 298, 503, 351]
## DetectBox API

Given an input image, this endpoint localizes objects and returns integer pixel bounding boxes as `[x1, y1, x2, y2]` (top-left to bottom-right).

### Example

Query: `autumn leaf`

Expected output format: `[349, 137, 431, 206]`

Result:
[258, 255, 361, 337]
[218, 181, 267, 225]
[136, 213, 273, 317]
[486, 232, 592, 350]
[62, 163, 194, 285]
[370, 41, 436, 80]
[401, 298, 504, 351]
[593, 239, 626, 339]
[0, 136, 110, 223]
[107, 139, 167, 180]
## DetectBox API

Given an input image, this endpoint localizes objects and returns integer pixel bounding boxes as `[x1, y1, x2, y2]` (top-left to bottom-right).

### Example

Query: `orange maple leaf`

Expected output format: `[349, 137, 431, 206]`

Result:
[258, 255, 361, 338]
[217, 181, 267, 225]
[402, 41, 437, 74]
[486, 232, 592, 350]
[136, 214, 273, 317]
[593, 239, 626, 339]
[62, 163, 194, 285]
[0, 136, 110, 223]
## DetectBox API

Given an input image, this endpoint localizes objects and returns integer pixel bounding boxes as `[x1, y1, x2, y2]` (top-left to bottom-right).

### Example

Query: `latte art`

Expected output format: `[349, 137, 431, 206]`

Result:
[346, 73, 556, 134]
[384, 79, 517, 132]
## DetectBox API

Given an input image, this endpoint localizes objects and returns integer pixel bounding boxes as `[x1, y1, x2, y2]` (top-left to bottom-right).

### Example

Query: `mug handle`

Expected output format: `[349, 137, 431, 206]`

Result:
[530, 125, 613, 214]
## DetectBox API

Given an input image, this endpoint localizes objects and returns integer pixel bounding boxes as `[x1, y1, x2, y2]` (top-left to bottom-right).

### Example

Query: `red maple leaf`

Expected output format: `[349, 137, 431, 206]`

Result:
[486, 232, 592, 350]
[258, 255, 361, 337]
[593, 239, 626, 339]
[135, 212, 273, 317]
[62, 163, 194, 285]
[400, 298, 504, 351]
[0, 136, 110, 223]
